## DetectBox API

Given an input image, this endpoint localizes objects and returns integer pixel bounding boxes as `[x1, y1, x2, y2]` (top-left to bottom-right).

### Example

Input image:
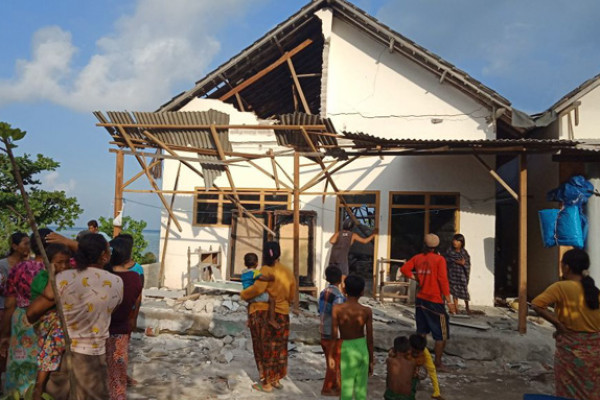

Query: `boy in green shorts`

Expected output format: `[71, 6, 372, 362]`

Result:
[330, 275, 373, 400]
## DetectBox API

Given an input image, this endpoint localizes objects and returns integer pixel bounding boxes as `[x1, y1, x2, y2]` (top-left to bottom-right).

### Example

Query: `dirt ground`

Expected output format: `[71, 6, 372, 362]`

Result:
[126, 333, 555, 400]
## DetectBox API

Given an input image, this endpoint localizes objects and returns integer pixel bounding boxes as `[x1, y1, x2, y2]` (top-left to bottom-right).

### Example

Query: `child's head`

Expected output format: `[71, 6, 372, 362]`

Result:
[393, 336, 410, 354]
[409, 334, 427, 358]
[344, 275, 365, 298]
[244, 252, 259, 269]
[46, 243, 72, 273]
[325, 265, 342, 285]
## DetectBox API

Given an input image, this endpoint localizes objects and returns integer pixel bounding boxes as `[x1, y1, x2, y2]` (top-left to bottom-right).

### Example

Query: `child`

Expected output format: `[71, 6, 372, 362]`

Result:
[318, 266, 345, 396]
[331, 275, 373, 400]
[385, 336, 417, 400]
[408, 334, 444, 400]
[241, 252, 279, 329]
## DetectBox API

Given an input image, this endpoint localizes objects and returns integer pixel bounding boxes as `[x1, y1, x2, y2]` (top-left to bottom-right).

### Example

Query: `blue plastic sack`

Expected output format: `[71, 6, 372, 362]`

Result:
[547, 175, 594, 206]
[538, 209, 559, 247]
[556, 205, 584, 248]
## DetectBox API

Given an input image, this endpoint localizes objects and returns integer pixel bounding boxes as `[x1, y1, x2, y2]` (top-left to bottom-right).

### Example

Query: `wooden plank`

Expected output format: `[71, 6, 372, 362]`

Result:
[518, 153, 528, 334]
[286, 58, 311, 114]
[301, 156, 359, 193]
[209, 125, 241, 205]
[273, 158, 295, 186]
[159, 163, 182, 288]
[122, 159, 162, 188]
[300, 159, 339, 192]
[234, 92, 245, 111]
[113, 150, 124, 237]
[293, 151, 301, 311]
[268, 149, 280, 190]
[473, 154, 519, 201]
[117, 127, 183, 232]
[219, 39, 313, 101]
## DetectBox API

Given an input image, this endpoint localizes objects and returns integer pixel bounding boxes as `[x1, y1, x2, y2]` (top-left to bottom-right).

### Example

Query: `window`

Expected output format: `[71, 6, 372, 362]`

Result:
[389, 192, 459, 261]
[194, 188, 290, 226]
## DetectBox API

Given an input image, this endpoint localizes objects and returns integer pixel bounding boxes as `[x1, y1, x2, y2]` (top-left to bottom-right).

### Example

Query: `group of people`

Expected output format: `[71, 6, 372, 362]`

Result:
[0, 225, 144, 400]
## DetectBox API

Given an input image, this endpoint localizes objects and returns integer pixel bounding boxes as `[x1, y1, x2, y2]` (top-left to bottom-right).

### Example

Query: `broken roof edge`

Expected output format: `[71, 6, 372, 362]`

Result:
[156, 0, 512, 115]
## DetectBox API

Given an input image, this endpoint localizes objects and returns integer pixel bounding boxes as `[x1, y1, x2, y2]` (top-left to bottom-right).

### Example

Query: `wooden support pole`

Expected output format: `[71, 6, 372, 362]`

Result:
[273, 158, 295, 187]
[117, 127, 183, 232]
[473, 154, 519, 201]
[219, 39, 313, 101]
[287, 58, 311, 114]
[268, 149, 280, 190]
[113, 150, 124, 237]
[159, 163, 182, 288]
[300, 159, 339, 192]
[293, 151, 301, 311]
[518, 153, 528, 334]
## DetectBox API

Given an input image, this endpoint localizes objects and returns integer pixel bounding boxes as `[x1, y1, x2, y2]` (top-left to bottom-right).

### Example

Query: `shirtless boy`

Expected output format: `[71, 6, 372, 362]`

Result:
[385, 336, 417, 400]
[331, 275, 374, 400]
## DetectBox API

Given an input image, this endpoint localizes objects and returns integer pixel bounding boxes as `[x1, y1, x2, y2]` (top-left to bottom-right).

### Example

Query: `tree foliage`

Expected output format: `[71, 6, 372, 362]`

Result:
[98, 216, 151, 263]
[0, 122, 83, 256]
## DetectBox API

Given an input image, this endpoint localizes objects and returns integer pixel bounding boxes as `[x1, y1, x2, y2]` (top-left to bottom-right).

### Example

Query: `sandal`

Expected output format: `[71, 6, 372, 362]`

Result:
[252, 383, 273, 393]
[272, 382, 283, 390]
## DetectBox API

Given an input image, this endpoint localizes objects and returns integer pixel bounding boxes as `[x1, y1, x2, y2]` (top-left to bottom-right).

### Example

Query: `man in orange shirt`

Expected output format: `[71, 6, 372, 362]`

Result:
[400, 234, 456, 368]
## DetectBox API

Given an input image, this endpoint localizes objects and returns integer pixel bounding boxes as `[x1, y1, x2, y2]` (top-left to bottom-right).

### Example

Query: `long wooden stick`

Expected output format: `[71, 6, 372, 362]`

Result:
[518, 153, 528, 334]
[473, 154, 519, 201]
[219, 39, 313, 101]
[287, 58, 311, 114]
[113, 150, 124, 237]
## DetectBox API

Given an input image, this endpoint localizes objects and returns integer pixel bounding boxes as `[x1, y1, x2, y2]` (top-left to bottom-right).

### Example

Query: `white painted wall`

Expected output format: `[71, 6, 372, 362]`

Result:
[158, 14, 498, 305]
[558, 82, 600, 140]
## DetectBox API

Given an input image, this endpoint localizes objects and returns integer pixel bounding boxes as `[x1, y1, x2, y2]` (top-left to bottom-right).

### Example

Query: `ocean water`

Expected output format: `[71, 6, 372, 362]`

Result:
[51, 227, 161, 256]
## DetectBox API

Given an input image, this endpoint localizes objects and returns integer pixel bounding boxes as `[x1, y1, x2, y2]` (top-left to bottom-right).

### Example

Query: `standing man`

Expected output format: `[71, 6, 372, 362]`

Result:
[88, 219, 111, 241]
[400, 234, 456, 369]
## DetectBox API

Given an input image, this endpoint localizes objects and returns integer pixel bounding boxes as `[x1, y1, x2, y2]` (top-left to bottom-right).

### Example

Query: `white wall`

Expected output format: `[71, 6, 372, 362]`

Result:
[159, 15, 499, 305]
[558, 82, 600, 140]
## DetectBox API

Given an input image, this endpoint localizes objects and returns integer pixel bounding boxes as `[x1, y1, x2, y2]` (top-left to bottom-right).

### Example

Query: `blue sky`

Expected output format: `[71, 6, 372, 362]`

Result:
[1, 0, 599, 229]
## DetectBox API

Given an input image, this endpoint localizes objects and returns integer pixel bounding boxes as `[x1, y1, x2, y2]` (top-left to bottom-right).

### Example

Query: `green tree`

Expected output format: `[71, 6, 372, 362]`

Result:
[0, 122, 83, 255]
[98, 216, 150, 262]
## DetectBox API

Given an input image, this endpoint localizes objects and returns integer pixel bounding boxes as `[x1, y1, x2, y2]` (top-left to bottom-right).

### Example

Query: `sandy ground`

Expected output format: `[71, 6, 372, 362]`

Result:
[126, 333, 554, 400]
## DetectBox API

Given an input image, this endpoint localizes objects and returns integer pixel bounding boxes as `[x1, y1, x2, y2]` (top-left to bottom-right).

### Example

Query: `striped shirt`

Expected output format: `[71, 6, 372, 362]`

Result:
[319, 285, 345, 339]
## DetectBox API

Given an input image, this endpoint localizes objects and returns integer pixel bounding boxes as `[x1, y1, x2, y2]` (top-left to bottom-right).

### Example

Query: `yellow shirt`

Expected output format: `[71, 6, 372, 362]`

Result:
[532, 280, 600, 332]
[240, 261, 296, 315]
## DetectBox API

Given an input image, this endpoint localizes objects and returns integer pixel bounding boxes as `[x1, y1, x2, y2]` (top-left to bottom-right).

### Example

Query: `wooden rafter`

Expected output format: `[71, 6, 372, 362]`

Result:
[219, 38, 313, 102]
[246, 159, 292, 190]
[472, 154, 519, 201]
[116, 126, 183, 232]
[300, 159, 339, 192]
[286, 58, 311, 114]
[139, 129, 276, 236]
[122, 159, 162, 189]
[159, 162, 182, 288]
[268, 149, 280, 189]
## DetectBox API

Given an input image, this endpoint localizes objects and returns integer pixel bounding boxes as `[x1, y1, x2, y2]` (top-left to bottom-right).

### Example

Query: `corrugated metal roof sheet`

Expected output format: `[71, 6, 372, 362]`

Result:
[342, 131, 579, 149]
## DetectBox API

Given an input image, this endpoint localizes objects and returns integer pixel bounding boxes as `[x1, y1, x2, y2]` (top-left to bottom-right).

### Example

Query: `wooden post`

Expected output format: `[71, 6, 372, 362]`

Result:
[518, 153, 528, 334]
[159, 163, 182, 288]
[114, 150, 124, 237]
[293, 151, 300, 310]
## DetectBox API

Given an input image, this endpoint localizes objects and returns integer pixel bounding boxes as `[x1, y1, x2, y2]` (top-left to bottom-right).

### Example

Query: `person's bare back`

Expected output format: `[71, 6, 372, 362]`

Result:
[386, 353, 416, 396]
[333, 301, 372, 340]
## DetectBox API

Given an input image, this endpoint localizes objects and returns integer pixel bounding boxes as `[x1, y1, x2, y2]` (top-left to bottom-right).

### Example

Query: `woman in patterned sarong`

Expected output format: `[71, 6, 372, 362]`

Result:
[532, 249, 600, 400]
[444, 234, 471, 314]
[241, 242, 296, 393]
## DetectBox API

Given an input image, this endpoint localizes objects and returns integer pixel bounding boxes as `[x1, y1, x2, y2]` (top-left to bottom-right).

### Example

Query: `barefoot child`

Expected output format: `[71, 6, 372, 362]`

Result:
[241, 252, 279, 329]
[318, 266, 345, 396]
[385, 336, 417, 400]
[331, 275, 374, 400]
[408, 334, 444, 400]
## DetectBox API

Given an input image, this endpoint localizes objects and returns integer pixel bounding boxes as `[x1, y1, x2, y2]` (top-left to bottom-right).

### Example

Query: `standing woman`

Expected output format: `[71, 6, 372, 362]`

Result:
[105, 236, 143, 400]
[56, 233, 123, 400]
[0, 230, 51, 394]
[240, 242, 296, 393]
[444, 234, 471, 314]
[328, 219, 376, 281]
[532, 249, 600, 400]
[0, 232, 30, 390]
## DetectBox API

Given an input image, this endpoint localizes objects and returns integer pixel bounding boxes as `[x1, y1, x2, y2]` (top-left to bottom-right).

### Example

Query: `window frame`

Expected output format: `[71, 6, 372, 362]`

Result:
[193, 187, 291, 227]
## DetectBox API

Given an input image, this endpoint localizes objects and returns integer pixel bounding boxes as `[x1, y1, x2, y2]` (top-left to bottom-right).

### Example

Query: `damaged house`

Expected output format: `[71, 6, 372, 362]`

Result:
[95, 0, 598, 328]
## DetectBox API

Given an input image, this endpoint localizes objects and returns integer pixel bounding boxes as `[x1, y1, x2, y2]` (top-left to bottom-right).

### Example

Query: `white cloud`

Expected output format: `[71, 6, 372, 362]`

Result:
[0, 0, 261, 112]
[42, 171, 76, 194]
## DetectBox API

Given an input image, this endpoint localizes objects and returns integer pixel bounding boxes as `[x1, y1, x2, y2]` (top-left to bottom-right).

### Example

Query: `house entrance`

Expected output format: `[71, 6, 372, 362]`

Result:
[388, 192, 459, 279]
[335, 192, 379, 294]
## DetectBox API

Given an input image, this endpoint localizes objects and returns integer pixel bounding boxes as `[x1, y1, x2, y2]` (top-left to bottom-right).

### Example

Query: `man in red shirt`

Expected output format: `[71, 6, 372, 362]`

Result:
[400, 233, 456, 368]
